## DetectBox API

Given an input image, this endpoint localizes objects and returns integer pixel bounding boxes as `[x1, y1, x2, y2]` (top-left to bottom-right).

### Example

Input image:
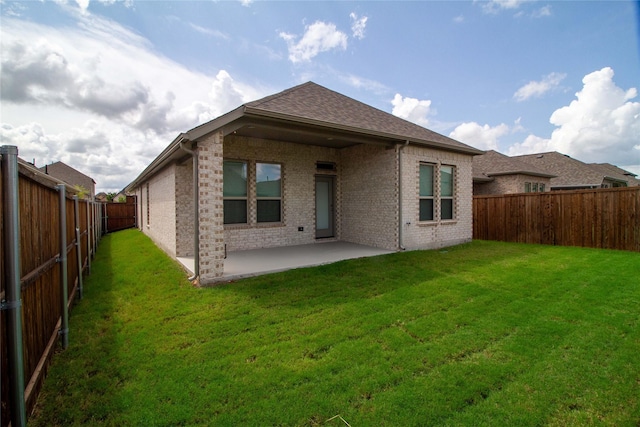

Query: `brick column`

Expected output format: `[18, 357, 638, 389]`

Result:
[198, 130, 225, 283]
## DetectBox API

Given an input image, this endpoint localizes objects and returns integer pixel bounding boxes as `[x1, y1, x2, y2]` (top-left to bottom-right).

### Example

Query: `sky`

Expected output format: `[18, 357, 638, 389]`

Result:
[1, 0, 639, 193]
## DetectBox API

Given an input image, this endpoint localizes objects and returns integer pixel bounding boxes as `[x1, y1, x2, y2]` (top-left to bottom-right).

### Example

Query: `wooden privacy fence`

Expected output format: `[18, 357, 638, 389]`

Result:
[473, 186, 640, 252]
[1, 146, 103, 427]
[103, 196, 137, 233]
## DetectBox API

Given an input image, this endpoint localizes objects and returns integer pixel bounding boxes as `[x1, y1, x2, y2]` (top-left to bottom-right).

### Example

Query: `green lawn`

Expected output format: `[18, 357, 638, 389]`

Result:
[30, 229, 640, 426]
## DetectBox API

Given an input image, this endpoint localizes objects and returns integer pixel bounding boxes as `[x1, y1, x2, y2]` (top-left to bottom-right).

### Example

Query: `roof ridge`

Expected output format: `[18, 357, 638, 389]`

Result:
[247, 81, 317, 108]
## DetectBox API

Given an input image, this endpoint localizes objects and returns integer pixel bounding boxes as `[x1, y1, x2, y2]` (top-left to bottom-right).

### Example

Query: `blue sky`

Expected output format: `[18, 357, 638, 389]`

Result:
[1, 0, 639, 192]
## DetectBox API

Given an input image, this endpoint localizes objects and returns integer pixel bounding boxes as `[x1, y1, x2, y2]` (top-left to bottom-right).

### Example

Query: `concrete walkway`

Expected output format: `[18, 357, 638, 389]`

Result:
[177, 241, 393, 282]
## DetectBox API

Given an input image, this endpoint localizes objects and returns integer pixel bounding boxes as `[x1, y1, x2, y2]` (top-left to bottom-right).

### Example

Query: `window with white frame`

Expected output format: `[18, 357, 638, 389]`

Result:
[419, 163, 435, 221]
[256, 163, 282, 223]
[440, 165, 455, 220]
[223, 160, 248, 224]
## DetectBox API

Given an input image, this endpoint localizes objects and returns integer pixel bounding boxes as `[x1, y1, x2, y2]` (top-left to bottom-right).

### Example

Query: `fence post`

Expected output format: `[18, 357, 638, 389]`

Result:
[86, 199, 92, 274]
[1, 145, 27, 427]
[73, 195, 84, 300]
[57, 184, 69, 349]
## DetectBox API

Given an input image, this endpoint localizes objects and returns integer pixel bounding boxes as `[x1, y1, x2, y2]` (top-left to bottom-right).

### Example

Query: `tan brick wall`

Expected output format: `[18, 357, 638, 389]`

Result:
[198, 132, 225, 283]
[175, 158, 194, 257]
[143, 164, 177, 257]
[474, 174, 551, 195]
[222, 135, 341, 251]
[340, 144, 399, 251]
[400, 145, 474, 250]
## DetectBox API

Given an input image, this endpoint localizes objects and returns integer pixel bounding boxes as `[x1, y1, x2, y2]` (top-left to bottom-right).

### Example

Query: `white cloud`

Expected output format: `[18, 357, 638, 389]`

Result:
[531, 5, 552, 18]
[514, 72, 566, 101]
[449, 122, 509, 150]
[0, 13, 266, 192]
[350, 13, 368, 40]
[391, 94, 433, 127]
[508, 67, 640, 170]
[280, 21, 348, 63]
[453, 15, 465, 23]
[482, 0, 530, 14]
[481, 0, 551, 17]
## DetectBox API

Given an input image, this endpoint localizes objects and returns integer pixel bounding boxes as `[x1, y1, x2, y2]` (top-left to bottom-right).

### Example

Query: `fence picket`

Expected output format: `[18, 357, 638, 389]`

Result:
[473, 187, 640, 252]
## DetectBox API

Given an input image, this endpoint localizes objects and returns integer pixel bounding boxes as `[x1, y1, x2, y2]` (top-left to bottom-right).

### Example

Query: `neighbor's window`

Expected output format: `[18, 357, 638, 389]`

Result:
[539, 183, 545, 192]
[440, 165, 455, 220]
[256, 163, 282, 223]
[532, 182, 539, 192]
[419, 163, 435, 221]
[525, 182, 532, 193]
[223, 160, 248, 224]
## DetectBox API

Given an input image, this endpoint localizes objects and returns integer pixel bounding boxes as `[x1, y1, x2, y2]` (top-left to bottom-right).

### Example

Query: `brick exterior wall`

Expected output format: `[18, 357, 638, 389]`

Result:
[175, 159, 194, 257]
[198, 131, 225, 283]
[143, 164, 177, 257]
[222, 135, 341, 251]
[340, 144, 398, 251]
[400, 145, 474, 250]
[474, 174, 552, 195]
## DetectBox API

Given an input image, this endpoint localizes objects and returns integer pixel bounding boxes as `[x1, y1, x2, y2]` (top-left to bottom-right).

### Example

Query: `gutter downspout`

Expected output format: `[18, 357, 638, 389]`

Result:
[179, 139, 199, 282]
[398, 140, 409, 251]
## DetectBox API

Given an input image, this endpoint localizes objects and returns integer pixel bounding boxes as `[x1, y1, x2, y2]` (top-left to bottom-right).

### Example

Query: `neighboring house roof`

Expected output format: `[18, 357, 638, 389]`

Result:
[473, 150, 555, 182]
[588, 163, 640, 186]
[40, 161, 96, 194]
[513, 152, 627, 189]
[126, 82, 482, 191]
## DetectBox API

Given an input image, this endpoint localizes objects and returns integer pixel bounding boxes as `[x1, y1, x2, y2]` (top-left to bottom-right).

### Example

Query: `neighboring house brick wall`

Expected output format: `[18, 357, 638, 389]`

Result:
[401, 145, 474, 250]
[222, 135, 341, 251]
[175, 159, 194, 257]
[198, 132, 225, 283]
[340, 144, 398, 251]
[142, 164, 177, 257]
[474, 174, 551, 195]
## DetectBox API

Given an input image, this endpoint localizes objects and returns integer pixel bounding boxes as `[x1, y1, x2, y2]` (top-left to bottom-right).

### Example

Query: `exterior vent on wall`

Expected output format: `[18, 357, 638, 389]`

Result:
[316, 161, 337, 171]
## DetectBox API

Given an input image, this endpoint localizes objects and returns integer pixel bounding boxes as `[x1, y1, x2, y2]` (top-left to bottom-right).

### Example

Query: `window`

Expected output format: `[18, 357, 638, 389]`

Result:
[419, 164, 434, 221]
[525, 182, 531, 193]
[440, 165, 455, 220]
[532, 182, 539, 192]
[223, 160, 247, 224]
[539, 183, 545, 192]
[256, 163, 282, 222]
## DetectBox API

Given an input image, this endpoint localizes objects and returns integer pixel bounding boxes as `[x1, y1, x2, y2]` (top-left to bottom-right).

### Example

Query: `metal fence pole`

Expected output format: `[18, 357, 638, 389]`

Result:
[73, 196, 84, 300]
[86, 199, 92, 274]
[57, 184, 69, 349]
[1, 145, 27, 427]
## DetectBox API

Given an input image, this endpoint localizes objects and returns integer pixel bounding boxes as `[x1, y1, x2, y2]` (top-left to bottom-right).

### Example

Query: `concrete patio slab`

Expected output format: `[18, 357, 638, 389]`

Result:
[177, 241, 394, 282]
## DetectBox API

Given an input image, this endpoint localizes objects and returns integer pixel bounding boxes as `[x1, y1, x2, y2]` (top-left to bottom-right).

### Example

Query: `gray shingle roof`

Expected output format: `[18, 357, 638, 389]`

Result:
[513, 152, 619, 188]
[588, 163, 640, 186]
[244, 82, 481, 154]
[473, 150, 555, 180]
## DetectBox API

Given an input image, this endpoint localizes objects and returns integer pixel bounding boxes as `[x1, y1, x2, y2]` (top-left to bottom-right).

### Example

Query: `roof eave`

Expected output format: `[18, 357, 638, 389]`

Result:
[124, 132, 191, 193]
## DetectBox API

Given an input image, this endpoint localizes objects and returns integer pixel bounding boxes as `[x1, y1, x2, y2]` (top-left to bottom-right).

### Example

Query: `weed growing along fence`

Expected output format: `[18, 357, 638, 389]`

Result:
[473, 187, 640, 252]
[1, 146, 103, 427]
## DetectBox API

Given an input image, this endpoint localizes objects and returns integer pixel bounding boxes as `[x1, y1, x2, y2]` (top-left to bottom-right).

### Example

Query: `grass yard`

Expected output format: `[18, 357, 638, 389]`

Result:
[30, 229, 639, 426]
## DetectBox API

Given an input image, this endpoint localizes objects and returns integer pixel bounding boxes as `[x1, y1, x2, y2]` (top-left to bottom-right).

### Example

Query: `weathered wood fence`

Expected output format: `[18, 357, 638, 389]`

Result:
[103, 196, 137, 233]
[1, 146, 104, 427]
[473, 186, 640, 252]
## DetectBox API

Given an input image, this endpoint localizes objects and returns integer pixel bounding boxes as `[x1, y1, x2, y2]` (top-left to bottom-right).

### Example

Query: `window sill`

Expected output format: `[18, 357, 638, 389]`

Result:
[417, 219, 458, 226]
[224, 222, 285, 230]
